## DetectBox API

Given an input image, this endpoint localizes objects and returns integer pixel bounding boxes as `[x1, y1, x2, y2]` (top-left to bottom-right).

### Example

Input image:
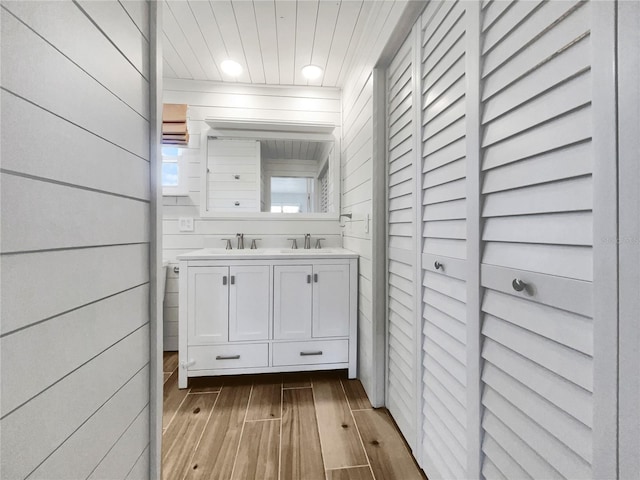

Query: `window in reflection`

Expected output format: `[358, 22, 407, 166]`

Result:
[270, 177, 313, 213]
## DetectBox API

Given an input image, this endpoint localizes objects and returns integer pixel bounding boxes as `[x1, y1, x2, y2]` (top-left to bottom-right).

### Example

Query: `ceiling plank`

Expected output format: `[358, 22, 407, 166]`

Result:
[323, 0, 364, 87]
[293, 0, 319, 85]
[163, 57, 178, 78]
[308, 0, 341, 86]
[209, 0, 252, 83]
[162, 31, 193, 79]
[254, 0, 280, 84]
[162, 1, 207, 79]
[275, 1, 297, 85]
[231, 0, 266, 84]
[166, 1, 221, 81]
[188, 1, 233, 82]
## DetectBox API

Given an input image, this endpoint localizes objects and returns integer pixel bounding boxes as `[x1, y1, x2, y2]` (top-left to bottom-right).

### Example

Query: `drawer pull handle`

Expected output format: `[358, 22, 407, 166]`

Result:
[173, 266, 180, 274]
[230, 275, 235, 285]
[314, 273, 318, 283]
[307, 274, 311, 284]
[223, 276, 228, 286]
[216, 355, 240, 360]
[512, 278, 527, 292]
[300, 351, 323, 356]
[434, 261, 443, 271]
[234, 201, 240, 206]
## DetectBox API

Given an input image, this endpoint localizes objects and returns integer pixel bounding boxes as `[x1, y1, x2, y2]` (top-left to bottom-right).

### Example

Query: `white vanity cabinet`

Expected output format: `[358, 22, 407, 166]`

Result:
[177, 249, 358, 388]
[187, 265, 270, 345]
[273, 264, 350, 339]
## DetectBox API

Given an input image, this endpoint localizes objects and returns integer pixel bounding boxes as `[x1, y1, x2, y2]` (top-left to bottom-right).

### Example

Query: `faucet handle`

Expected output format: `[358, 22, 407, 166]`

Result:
[286, 238, 298, 249]
[221, 239, 232, 250]
[315, 238, 326, 249]
[250, 238, 262, 249]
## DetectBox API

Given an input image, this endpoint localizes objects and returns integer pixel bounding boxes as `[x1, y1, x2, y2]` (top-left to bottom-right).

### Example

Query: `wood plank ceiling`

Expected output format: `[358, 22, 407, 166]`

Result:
[162, 0, 373, 87]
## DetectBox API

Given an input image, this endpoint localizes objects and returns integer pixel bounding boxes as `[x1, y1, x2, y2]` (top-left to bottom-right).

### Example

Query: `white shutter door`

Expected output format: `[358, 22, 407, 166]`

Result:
[478, 2, 595, 478]
[419, 2, 469, 479]
[386, 31, 417, 448]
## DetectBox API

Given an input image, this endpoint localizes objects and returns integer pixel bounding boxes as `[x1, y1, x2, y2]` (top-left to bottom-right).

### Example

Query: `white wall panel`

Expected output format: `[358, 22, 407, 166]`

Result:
[0, 2, 151, 478]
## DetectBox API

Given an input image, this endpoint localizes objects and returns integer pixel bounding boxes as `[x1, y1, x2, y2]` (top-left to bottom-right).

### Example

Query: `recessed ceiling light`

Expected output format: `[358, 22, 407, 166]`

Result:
[221, 60, 242, 76]
[301, 64, 323, 80]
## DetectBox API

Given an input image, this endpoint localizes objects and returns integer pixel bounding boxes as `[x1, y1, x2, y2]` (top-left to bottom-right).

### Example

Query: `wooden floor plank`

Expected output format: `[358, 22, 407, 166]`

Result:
[281, 388, 325, 480]
[326, 466, 375, 480]
[163, 373, 171, 384]
[231, 419, 280, 480]
[313, 379, 368, 469]
[163, 370, 189, 428]
[353, 409, 424, 480]
[282, 372, 311, 388]
[162, 393, 218, 480]
[341, 379, 373, 410]
[183, 384, 252, 480]
[246, 383, 281, 421]
[188, 376, 223, 393]
[163, 351, 178, 373]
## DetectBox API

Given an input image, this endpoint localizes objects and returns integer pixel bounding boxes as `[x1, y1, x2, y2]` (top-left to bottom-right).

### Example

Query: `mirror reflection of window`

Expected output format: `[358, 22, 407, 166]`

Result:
[270, 177, 313, 213]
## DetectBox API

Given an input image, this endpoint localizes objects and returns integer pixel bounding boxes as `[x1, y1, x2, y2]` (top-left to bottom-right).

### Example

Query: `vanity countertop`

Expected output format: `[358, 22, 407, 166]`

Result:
[177, 247, 359, 260]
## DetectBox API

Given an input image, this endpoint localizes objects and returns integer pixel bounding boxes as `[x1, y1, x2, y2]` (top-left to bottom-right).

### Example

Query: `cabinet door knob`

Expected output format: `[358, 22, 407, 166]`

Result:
[512, 278, 527, 292]
[307, 274, 311, 284]
[300, 351, 323, 356]
[216, 355, 240, 360]
[434, 261, 443, 271]
[314, 273, 318, 283]
[222, 276, 228, 286]
[230, 275, 235, 285]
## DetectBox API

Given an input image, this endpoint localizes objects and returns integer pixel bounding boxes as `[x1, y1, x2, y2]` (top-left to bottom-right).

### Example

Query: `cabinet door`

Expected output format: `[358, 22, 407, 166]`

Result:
[273, 265, 312, 340]
[188, 266, 228, 345]
[312, 264, 350, 338]
[229, 265, 270, 341]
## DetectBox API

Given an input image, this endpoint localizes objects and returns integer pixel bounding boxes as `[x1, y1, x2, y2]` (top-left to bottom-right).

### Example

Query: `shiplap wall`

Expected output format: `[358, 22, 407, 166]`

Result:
[0, 1, 151, 479]
[339, 1, 415, 408]
[162, 79, 342, 350]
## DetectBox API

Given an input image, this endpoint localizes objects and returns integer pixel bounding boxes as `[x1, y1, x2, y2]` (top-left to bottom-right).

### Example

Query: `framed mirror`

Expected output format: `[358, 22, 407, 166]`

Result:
[199, 120, 340, 219]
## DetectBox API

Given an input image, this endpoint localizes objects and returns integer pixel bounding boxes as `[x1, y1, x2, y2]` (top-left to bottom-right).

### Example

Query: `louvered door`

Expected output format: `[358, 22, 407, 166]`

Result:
[478, 2, 596, 478]
[386, 30, 417, 448]
[419, 1, 470, 479]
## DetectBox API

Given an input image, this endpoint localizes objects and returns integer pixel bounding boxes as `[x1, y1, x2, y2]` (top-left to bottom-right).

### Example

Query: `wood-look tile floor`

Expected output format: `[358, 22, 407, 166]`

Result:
[162, 352, 425, 480]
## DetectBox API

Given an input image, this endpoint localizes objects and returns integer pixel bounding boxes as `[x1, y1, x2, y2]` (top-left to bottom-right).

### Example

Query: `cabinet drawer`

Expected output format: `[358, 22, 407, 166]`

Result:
[272, 340, 348, 366]
[188, 344, 269, 370]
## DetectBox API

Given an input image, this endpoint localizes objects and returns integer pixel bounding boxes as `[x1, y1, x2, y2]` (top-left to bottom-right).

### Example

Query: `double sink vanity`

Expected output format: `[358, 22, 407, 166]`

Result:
[176, 244, 358, 389]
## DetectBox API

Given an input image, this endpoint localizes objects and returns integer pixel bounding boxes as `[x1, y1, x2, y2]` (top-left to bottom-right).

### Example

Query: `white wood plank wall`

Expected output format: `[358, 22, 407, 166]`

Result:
[161, 79, 342, 350]
[339, 1, 413, 407]
[0, 1, 151, 478]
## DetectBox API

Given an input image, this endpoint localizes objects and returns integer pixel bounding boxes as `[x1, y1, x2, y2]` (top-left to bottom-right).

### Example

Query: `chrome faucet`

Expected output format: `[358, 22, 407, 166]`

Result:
[236, 233, 244, 249]
[304, 233, 311, 249]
